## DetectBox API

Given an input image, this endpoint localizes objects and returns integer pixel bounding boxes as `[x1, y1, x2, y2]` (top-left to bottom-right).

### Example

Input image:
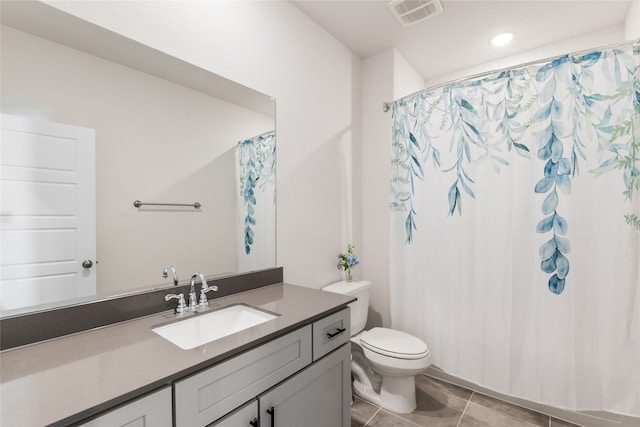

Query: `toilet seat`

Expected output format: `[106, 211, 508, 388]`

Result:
[360, 327, 430, 360]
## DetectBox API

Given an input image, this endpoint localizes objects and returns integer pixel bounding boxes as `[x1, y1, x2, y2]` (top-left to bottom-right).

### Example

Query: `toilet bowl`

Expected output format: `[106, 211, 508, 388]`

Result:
[322, 280, 432, 413]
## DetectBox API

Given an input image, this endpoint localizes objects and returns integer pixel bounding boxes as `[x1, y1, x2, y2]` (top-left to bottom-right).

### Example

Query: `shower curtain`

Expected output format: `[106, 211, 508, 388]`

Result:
[389, 40, 640, 416]
[236, 131, 276, 272]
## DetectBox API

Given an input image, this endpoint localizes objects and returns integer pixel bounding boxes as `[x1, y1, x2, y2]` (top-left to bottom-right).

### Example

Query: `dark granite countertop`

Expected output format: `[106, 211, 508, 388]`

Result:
[0, 283, 354, 427]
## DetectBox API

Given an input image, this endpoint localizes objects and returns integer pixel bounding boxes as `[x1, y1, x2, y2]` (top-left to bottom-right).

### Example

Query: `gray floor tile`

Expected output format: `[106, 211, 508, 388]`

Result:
[351, 396, 380, 427]
[423, 375, 474, 401]
[550, 417, 584, 427]
[459, 401, 547, 427]
[392, 376, 470, 427]
[470, 392, 549, 426]
[366, 409, 421, 427]
[350, 376, 588, 427]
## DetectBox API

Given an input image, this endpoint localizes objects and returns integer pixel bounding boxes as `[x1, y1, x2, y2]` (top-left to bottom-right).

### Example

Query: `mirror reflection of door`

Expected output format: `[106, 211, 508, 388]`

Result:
[0, 114, 96, 313]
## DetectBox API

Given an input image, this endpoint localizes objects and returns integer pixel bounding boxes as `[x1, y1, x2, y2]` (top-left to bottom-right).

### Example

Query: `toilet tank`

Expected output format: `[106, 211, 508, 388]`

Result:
[322, 280, 370, 335]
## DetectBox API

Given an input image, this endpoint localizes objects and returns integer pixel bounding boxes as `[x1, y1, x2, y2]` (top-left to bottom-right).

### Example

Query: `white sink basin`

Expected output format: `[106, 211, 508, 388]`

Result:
[152, 304, 279, 350]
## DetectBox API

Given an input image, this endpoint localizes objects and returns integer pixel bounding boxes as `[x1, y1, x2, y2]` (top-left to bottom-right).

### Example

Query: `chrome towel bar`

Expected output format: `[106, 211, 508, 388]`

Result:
[133, 200, 201, 209]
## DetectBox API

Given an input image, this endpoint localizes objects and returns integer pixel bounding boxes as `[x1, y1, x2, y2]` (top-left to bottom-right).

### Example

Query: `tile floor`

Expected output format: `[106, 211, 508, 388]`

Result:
[351, 375, 583, 427]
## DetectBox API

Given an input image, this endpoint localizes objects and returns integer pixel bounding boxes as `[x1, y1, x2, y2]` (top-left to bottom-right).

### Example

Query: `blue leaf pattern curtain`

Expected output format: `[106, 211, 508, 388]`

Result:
[237, 131, 276, 270]
[390, 41, 639, 415]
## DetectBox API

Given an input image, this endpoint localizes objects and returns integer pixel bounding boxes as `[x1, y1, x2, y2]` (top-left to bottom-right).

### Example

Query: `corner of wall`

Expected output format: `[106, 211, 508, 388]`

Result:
[392, 50, 425, 99]
[625, 0, 640, 39]
[361, 48, 395, 328]
[361, 49, 424, 329]
[351, 52, 364, 272]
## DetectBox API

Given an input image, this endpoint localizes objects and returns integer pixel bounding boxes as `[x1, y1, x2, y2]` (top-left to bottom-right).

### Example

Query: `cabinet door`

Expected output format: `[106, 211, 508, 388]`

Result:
[175, 325, 312, 426]
[79, 387, 171, 427]
[259, 343, 351, 427]
[208, 400, 258, 427]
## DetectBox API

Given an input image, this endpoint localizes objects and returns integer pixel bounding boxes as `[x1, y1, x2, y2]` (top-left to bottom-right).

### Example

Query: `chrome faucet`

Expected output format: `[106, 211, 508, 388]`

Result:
[187, 273, 202, 312]
[162, 265, 179, 286]
[189, 272, 218, 311]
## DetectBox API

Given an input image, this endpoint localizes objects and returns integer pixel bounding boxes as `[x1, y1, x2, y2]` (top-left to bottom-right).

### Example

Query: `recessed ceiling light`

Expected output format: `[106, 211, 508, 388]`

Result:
[491, 32, 513, 47]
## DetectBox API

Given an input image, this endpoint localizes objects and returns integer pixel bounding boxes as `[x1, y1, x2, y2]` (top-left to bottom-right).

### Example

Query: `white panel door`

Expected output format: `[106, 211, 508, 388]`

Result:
[0, 114, 96, 313]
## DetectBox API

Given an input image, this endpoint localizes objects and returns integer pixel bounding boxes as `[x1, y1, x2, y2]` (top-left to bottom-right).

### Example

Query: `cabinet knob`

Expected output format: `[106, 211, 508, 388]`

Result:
[249, 418, 259, 427]
[82, 260, 93, 269]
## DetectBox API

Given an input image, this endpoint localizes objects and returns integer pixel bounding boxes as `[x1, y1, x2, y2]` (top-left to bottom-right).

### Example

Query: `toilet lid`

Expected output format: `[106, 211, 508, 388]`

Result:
[360, 327, 430, 360]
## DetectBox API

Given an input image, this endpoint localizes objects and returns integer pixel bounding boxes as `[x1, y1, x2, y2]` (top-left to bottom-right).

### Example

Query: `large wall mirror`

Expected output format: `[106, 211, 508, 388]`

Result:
[0, 1, 276, 316]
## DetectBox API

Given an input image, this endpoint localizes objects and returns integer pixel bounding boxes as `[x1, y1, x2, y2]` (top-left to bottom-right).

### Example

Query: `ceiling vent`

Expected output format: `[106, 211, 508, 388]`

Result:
[387, 0, 443, 27]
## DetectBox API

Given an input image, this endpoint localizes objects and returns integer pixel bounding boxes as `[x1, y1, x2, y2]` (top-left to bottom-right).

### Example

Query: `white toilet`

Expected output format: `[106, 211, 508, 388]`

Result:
[322, 280, 431, 414]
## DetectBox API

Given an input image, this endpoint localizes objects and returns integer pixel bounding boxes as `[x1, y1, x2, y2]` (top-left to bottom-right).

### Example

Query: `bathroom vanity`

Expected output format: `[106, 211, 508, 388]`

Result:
[0, 282, 354, 427]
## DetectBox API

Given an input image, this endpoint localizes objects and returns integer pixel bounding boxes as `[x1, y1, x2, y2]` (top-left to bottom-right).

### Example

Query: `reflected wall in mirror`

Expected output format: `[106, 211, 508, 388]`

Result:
[0, 2, 276, 316]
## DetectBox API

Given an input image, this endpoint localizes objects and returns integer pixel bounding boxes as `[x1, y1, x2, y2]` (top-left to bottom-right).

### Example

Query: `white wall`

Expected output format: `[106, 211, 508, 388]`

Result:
[43, 1, 361, 289]
[1, 25, 274, 296]
[362, 50, 394, 328]
[361, 49, 424, 328]
[626, 0, 640, 39]
[393, 52, 426, 101]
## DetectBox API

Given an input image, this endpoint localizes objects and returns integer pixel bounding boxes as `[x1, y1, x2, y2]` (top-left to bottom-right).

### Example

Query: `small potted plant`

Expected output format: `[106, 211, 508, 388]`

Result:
[337, 244, 359, 282]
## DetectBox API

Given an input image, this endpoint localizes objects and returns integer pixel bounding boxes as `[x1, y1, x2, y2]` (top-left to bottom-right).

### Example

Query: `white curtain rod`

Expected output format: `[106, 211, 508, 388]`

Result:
[382, 38, 639, 113]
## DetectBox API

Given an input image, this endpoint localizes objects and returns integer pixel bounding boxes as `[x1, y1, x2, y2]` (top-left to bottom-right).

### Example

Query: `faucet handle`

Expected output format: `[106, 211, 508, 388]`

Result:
[198, 285, 219, 310]
[165, 293, 187, 314]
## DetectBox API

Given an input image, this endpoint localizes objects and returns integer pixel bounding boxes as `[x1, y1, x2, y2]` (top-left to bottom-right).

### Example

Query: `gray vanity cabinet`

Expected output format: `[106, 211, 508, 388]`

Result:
[175, 326, 313, 426]
[259, 343, 351, 427]
[79, 387, 172, 427]
[175, 308, 351, 427]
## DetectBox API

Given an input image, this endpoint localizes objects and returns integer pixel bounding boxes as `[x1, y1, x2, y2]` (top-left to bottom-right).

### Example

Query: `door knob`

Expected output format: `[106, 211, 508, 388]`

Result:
[82, 260, 93, 269]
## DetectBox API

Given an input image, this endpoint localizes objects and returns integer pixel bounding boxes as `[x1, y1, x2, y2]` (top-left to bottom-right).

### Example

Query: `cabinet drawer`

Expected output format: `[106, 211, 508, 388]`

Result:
[175, 325, 312, 427]
[207, 400, 258, 427]
[79, 387, 171, 427]
[312, 308, 350, 361]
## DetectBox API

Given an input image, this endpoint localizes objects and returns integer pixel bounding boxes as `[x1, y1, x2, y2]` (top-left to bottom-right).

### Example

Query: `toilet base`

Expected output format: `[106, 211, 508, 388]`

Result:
[379, 375, 417, 413]
[349, 334, 425, 414]
[353, 374, 417, 414]
[353, 376, 382, 407]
